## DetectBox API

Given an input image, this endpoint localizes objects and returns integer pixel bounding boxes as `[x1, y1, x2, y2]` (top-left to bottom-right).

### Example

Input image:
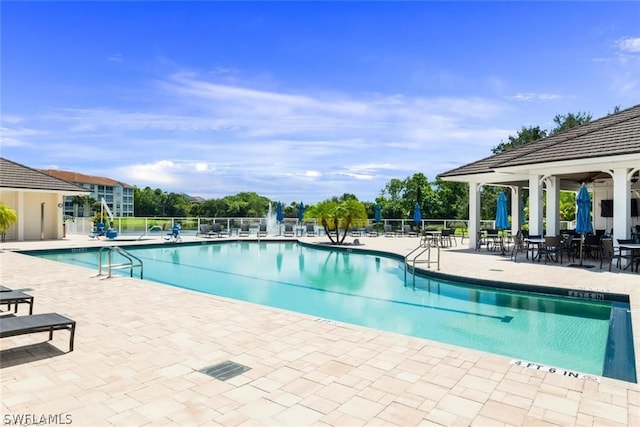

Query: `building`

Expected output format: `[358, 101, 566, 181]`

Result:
[0, 157, 89, 241]
[439, 104, 640, 249]
[40, 169, 135, 218]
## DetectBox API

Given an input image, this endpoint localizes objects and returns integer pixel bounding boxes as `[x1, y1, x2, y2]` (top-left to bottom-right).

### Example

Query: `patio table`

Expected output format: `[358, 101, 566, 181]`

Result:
[525, 237, 545, 262]
[420, 231, 440, 246]
[486, 234, 505, 254]
[619, 243, 640, 272]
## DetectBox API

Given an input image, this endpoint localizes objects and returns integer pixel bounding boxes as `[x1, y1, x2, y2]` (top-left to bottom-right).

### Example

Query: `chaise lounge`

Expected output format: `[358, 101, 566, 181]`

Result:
[283, 224, 295, 237]
[239, 223, 250, 237]
[0, 291, 34, 315]
[0, 313, 76, 352]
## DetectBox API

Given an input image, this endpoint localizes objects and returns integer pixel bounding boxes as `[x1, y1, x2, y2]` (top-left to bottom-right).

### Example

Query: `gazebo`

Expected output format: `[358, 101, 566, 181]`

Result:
[439, 104, 640, 250]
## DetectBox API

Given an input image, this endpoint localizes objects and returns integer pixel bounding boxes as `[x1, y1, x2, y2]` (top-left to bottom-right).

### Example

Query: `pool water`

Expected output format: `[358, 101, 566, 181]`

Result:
[33, 241, 617, 377]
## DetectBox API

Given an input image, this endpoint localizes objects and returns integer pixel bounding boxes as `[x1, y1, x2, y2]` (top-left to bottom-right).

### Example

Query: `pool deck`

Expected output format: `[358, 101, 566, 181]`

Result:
[1, 233, 639, 426]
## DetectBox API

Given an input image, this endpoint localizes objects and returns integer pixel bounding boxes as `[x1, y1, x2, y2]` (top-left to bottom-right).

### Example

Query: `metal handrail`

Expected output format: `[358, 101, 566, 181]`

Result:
[404, 239, 440, 286]
[98, 246, 143, 279]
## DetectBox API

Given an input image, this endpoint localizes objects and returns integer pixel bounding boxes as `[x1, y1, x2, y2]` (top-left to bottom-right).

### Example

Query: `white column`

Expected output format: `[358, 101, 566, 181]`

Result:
[545, 176, 560, 236]
[468, 182, 481, 249]
[510, 186, 521, 235]
[17, 192, 24, 241]
[529, 175, 544, 235]
[612, 168, 631, 242]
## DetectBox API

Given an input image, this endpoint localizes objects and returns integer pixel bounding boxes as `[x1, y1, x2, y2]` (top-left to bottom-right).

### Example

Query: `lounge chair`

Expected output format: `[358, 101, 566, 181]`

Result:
[197, 224, 213, 238]
[401, 225, 417, 237]
[1, 291, 34, 315]
[305, 224, 316, 237]
[239, 223, 250, 237]
[349, 227, 362, 237]
[365, 225, 378, 237]
[0, 285, 11, 292]
[211, 223, 229, 238]
[283, 224, 294, 237]
[257, 224, 268, 237]
[384, 224, 395, 237]
[0, 313, 76, 352]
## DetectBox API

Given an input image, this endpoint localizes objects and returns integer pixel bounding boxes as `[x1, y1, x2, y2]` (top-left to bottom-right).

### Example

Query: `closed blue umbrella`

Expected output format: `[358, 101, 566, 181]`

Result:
[495, 192, 509, 230]
[276, 202, 284, 235]
[575, 184, 593, 265]
[374, 204, 382, 223]
[413, 203, 422, 226]
[520, 201, 525, 226]
[298, 202, 305, 222]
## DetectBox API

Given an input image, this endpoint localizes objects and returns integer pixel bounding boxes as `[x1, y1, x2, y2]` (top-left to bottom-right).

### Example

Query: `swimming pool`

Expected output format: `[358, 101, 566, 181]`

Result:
[28, 241, 635, 382]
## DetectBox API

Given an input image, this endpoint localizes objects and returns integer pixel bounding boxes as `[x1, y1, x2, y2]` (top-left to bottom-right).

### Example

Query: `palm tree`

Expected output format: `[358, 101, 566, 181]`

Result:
[0, 204, 18, 242]
[305, 198, 367, 245]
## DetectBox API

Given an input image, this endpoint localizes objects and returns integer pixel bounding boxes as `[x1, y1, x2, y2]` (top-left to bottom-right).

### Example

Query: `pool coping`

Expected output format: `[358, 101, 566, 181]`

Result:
[19, 239, 636, 383]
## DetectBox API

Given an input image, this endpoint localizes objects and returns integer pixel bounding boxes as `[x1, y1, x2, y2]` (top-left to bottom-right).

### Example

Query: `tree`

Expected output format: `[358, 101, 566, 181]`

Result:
[70, 195, 96, 217]
[304, 197, 367, 245]
[550, 112, 592, 135]
[492, 126, 547, 154]
[0, 204, 18, 242]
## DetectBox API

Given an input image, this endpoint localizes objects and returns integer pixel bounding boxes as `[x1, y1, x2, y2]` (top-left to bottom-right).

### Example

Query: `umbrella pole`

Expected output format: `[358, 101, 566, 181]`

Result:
[579, 234, 584, 266]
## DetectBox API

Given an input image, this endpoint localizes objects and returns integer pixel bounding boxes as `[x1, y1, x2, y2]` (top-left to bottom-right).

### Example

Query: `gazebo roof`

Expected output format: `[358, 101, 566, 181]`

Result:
[439, 104, 640, 179]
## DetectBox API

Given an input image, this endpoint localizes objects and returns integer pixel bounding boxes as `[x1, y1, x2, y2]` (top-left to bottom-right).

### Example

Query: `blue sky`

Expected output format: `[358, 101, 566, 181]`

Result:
[2, 1, 639, 204]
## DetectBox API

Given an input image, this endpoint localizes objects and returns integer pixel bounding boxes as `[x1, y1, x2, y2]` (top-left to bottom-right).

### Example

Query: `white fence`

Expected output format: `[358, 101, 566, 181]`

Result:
[64, 216, 576, 237]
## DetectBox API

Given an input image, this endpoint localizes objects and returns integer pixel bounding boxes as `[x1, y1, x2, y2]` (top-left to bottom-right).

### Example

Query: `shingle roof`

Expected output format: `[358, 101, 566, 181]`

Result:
[439, 104, 640, 177]
[39, 169, 133, 188]
[0, 158, 88, 193]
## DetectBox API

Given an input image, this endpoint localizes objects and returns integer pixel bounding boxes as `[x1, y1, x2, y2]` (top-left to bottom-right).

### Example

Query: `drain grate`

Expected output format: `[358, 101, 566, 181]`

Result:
[198, 360, 251, 381]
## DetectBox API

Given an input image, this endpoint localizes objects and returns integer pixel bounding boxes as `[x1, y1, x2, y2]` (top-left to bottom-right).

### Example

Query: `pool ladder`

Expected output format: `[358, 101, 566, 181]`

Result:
[404, 238, 440, 286]
[98, 246, 143, 279]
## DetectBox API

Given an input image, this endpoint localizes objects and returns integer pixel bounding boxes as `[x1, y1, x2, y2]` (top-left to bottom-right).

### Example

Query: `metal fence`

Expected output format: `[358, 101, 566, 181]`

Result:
[65, 216, 575, 237]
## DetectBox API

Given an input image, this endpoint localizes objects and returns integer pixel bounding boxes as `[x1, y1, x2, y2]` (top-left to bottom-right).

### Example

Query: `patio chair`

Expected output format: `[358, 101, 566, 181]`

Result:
[510, 232, 527, 262]
[384, 224, 395, 237]
[448, 228, 458, 246]
[197, 224, 213, 238]
[0, 313, 76, 352]
[561, 234, 576, 263]
[584, 235, 602, 260]
[211, 223, 229, 238]
[284, 224, 295, 237]
[540, 235, 563, 264]
[238, 223, 250, 237]
[475, 231, 487, 251]
[305, 224, 316, 237]
[617, 239, 638, 272]
[439, 229, 453, 247]
[600, 239, 622, 271]
[257, 224, 268, 237]
[364, 225, 378, 237]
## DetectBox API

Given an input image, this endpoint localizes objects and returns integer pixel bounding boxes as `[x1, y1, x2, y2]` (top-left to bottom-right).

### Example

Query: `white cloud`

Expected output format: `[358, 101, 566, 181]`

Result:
[108, 53, 123, 62]
[0, 126, 45, 147]
[614, 37, 640, 53]
[2, 71, 515, 202]
[509, 93, 562, 102]
[123, 160, 180, 186]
